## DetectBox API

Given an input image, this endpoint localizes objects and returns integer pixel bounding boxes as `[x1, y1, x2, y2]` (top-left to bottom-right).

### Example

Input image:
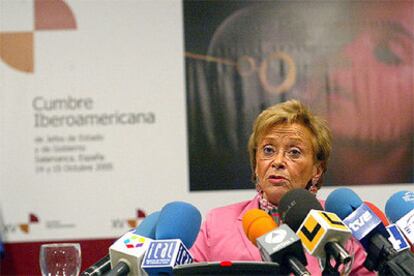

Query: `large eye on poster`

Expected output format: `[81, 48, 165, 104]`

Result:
[183, 0, 414, 191]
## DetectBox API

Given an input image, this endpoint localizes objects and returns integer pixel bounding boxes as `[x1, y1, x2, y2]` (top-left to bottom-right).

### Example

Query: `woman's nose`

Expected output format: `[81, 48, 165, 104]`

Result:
[271, 152, 286, 169]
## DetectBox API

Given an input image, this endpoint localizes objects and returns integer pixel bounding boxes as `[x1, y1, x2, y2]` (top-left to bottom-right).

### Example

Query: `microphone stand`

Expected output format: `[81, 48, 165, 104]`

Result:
[321, 254, 340, 276]
[322, 242, 352, 276]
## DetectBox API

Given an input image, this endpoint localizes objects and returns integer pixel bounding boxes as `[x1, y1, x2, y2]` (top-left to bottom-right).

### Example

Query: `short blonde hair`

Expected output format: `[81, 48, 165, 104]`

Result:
[248, 99, 332, 189]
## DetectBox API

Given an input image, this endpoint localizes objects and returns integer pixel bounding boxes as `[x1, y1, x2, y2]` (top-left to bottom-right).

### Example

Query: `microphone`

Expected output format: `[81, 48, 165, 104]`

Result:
[103, 211, 160, 276]
[325, 188, 414, 275]
[242, 208, 310, 276]
[154, 201, 202, 247]
[81, 211, 160, 276]
[279, 189, 352, 275]
[365, 201, 410, 252]
[279, 189, 323, 233]
[242, 209, 277, 246]
[385, 191, 414, 248]
[81, 255, 111, 276]
[141, 201, 202, 275]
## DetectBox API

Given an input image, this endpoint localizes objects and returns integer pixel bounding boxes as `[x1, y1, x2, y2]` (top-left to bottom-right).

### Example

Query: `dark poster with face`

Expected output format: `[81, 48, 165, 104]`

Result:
[183, 0, 414, 191]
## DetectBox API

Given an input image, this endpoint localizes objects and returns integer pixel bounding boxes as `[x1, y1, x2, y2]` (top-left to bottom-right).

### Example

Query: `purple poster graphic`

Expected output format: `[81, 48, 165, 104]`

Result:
[183, 0, 414, 191]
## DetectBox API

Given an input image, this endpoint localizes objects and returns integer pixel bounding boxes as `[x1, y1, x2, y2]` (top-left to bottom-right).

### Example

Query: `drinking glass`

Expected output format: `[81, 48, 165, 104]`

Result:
[39, 243, 81, 276]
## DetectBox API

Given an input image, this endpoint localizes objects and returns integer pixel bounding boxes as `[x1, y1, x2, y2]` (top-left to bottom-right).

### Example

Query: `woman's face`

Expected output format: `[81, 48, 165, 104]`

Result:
[255, 122, 323, 205]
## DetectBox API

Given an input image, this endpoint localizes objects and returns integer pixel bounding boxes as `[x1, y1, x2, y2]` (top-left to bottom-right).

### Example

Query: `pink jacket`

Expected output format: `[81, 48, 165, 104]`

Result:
[190, 195, 375, 275]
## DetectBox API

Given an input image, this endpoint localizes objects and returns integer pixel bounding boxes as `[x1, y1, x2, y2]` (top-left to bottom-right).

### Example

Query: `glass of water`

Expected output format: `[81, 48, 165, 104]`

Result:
[39, 243, 81, 276]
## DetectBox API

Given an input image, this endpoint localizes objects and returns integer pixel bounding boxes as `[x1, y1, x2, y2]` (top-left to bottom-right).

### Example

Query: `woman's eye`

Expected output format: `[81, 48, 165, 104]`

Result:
[263, 145, 275, 156]
[288, 148, 301, 157]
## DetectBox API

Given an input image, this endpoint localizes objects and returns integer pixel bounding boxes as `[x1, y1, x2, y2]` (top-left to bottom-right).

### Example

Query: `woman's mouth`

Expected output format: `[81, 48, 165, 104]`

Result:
[268, 175, 287, 185]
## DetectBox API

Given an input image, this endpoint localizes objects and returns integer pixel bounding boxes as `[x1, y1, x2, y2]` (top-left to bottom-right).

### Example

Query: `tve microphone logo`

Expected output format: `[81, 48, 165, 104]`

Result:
[343, 204, 380, 240]
[142, 239, 192, 275]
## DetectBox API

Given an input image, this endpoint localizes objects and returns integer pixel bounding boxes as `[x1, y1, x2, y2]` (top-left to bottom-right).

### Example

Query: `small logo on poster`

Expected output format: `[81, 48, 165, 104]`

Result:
[111, 208, 147, 229]
[4, 213, 39, 234]
[0, 0, 77, 73]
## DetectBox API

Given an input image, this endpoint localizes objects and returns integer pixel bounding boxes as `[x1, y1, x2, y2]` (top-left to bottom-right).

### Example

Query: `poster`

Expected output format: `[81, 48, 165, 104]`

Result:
[0, 0, 190, 242]
[184, 0, 414, 191]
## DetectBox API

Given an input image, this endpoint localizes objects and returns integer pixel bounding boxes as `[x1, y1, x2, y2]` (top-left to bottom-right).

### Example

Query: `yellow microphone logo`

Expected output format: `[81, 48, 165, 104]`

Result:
[298, 214, 326, 252]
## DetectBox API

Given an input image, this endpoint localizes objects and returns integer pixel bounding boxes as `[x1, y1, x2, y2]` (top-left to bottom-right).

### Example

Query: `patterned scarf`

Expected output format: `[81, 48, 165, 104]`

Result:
[258, 190, 281, 225]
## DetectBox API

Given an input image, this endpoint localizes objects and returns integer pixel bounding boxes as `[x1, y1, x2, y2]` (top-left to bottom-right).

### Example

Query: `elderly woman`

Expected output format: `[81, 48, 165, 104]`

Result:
[190, 100, 374, 275]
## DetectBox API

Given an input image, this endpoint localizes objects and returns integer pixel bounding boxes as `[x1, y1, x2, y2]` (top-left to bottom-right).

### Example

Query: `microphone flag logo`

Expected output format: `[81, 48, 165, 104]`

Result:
[386, 225, 410, 251]
[141, 239, 193, 275]
[297, 210, 351, 256]
[265, 229, 287, 244]
[109, 232, 153, 276]
[319, 212, 348, 230]
[402, 191, 414, 203]
[298, 214, 326, 252]
[343, 204, 381, 241]
[396, 209, 414, 243]
[123, 233, 146, 248]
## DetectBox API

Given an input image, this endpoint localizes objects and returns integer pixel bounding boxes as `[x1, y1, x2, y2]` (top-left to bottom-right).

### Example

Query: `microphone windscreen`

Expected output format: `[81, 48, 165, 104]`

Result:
[279, 188, 323, 232]
[242, 209, 277, 246]
[385, 191, 414, 223]
[325, 188, 363, 220]
[155, 201, 202, 249]
[135, 211, 160, 239]
[364, 201, 389, 226]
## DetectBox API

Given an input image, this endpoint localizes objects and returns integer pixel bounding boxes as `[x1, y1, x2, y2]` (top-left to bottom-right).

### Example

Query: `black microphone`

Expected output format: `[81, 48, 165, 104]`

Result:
[279, 189, 353, 276]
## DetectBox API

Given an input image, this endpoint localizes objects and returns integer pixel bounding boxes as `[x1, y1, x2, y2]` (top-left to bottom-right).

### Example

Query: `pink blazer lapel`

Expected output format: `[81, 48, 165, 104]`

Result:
[236, 195, 262, 260]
